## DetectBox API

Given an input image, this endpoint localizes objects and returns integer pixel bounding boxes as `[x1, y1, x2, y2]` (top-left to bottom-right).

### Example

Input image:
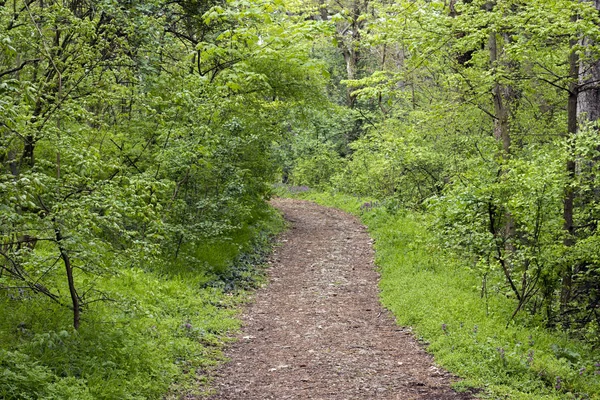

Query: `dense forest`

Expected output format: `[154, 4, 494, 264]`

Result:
[1, 0, 600, 398]
[291, 0, 600, 340]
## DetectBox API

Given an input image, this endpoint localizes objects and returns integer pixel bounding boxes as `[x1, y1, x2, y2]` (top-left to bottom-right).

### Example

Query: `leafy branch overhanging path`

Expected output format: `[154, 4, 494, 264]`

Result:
[205, 198, 475, 399]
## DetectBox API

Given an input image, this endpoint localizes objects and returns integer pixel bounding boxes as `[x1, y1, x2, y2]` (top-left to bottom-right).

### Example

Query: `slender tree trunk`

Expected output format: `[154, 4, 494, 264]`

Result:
[337, 0, 363, 108]
[318, 0, 328, 21]
[54, 222, 80, 329]
[561, 41, 579, 315]
[22, 135, 36, 167]
[488, 18, 522, 312]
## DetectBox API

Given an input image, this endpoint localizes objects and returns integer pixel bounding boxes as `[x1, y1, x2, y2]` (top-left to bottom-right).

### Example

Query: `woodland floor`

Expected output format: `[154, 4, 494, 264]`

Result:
[202, 198, 476, 399]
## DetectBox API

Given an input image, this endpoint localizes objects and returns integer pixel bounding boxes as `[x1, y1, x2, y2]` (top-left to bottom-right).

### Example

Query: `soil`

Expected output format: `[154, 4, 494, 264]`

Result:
[204, 198, 476, 399]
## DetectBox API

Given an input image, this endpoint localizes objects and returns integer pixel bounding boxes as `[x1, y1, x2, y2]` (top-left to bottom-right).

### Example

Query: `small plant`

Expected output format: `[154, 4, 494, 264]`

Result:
[360, 201, 380, 213]
[497, 347, 507, 367]
[527, 350, 534, 367]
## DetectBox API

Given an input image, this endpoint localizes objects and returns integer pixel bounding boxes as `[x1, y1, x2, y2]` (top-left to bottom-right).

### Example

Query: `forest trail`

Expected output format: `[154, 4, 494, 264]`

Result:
[205, 198, 474, 400]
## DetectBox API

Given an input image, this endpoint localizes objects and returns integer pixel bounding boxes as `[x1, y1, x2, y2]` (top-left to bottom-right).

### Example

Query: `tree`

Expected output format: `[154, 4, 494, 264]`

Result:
[1, 0, 329, 329]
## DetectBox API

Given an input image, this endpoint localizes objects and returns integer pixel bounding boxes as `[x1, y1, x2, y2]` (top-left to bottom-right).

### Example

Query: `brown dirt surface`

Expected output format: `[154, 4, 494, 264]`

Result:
[204, 198, 476, 400]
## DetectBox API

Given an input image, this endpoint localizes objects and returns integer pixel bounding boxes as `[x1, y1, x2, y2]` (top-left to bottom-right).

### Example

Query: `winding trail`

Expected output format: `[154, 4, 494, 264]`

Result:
[206, 198, 474, 399]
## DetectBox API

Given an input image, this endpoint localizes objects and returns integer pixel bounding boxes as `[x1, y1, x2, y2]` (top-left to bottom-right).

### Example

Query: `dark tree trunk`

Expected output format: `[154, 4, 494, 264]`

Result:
[561, 43, 578, 315]
[54, 223, 80, 330]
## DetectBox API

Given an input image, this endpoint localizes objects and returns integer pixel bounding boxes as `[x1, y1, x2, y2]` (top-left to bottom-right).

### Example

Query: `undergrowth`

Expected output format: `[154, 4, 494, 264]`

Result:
[278, 187, 600, 400]
[0, 206, 284, 400]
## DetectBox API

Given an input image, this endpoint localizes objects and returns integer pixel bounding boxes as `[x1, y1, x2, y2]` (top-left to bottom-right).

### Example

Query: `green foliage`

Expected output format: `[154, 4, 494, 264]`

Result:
[290, 144, 345, 189]
[428, 145, 568, 319]
[0, 350, 92, 400]
[329, 117, 450, 204]
[0, 206, 284, 399]
[4, 0, 600, 397]
[1, 0, 318, 397]
[0, 0, 329, 324]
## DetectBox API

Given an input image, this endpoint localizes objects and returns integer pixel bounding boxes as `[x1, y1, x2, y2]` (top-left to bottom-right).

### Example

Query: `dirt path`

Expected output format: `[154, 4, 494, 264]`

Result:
[205, 198, 474, 399]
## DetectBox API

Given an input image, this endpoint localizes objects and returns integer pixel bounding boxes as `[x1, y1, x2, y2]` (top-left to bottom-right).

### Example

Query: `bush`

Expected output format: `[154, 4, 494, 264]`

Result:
[291, 146, 345, 189]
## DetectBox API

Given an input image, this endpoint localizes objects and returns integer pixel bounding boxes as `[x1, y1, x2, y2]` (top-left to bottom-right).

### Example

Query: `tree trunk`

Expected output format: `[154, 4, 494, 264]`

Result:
[488, 16, 521, 311]
[341, 46, 358, 107]
[578, 0, 600, 122]
[561, 40, 579, 315]
[54, 222, 80, 330]
[335, 0, 364, 108]
[561, 0, 600, 317]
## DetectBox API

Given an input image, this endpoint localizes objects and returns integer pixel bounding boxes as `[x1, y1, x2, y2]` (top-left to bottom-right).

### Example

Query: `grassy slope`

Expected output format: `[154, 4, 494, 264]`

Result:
[288, 190, 600, 400]
[0, 206, 285, 400]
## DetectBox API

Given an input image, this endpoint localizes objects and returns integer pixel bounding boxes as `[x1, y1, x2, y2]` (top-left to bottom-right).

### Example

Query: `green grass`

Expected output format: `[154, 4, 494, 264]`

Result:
[284, 189, 600, 400]
[0, 205, 285, 400]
